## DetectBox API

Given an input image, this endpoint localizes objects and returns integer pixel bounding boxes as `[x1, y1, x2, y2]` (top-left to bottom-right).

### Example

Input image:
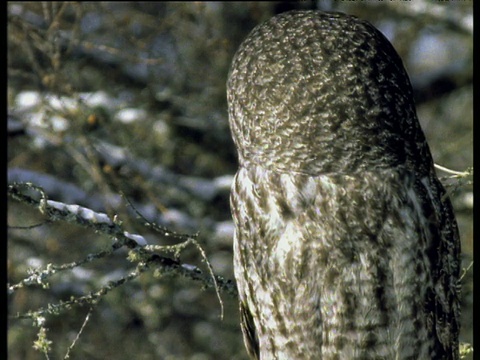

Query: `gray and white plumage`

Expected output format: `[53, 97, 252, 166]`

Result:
[227, 10, 460, 359]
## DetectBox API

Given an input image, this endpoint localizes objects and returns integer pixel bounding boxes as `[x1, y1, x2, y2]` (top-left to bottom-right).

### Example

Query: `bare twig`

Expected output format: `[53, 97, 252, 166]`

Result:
[434, 164, 471, 178]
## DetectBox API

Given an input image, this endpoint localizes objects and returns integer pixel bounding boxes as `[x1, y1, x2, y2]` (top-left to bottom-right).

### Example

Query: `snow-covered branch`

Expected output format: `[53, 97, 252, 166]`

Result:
[7, 182, 238, 311]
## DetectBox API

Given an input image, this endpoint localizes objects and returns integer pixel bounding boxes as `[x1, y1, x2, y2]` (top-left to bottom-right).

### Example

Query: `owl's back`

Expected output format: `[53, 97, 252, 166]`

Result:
[231, 165, 459, 359]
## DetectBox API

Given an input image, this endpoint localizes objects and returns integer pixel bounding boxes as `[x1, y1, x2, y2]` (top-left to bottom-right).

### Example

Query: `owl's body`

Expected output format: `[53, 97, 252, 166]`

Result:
[228, 10, 460, 360]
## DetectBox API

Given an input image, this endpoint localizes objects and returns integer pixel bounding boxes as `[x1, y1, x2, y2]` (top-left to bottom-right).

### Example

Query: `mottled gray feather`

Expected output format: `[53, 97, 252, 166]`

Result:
[227, 10, 460, 360]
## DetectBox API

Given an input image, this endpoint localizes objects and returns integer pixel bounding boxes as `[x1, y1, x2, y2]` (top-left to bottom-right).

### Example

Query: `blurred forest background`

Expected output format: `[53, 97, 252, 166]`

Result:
[7, 2, 473, 359]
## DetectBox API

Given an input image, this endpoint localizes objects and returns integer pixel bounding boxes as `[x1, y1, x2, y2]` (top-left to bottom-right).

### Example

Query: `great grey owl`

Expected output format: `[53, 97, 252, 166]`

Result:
[227, 10, 460, 360]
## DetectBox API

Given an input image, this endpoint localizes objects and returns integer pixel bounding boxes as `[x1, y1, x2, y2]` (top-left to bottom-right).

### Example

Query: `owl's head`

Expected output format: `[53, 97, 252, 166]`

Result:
[227, 11, 425, 175]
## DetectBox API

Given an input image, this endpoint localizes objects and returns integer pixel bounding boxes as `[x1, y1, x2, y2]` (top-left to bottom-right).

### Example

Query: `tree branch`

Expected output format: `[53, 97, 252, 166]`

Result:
[7, 182, 238, 320]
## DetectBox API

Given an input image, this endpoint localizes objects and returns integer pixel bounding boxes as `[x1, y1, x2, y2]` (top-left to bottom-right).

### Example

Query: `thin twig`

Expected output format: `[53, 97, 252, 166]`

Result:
[434, 164, 471, 178]
[64, 307, 93, 359]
